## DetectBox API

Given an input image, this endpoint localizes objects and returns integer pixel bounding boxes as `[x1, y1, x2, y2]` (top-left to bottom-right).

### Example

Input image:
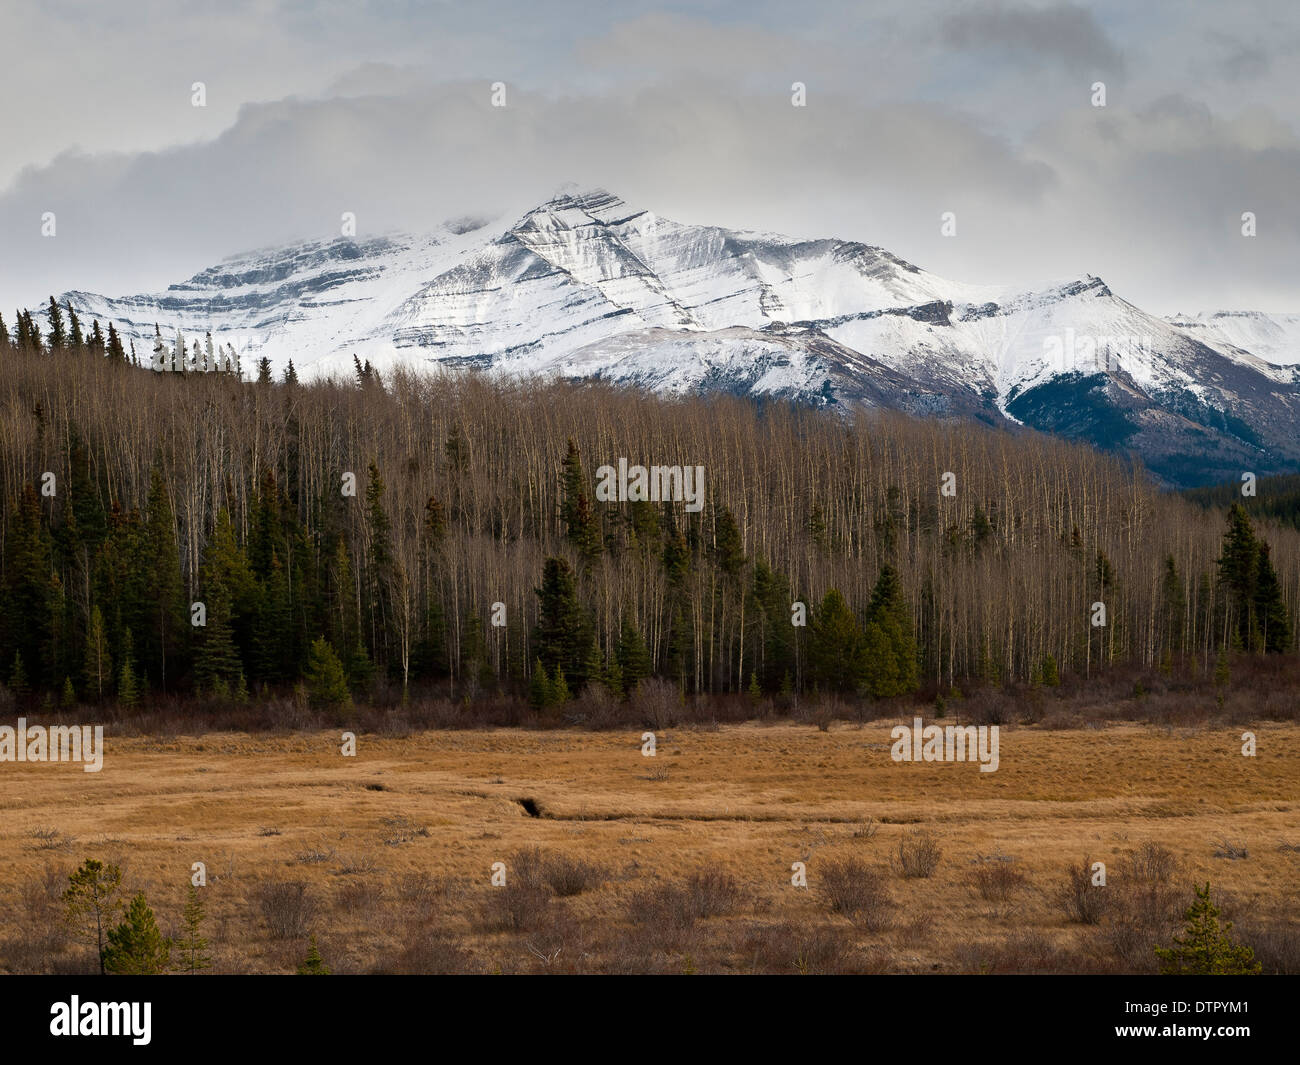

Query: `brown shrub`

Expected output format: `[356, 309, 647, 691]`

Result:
[257, 880, 318, 939]
[819, 859, 894, 931]
[969, 859, 1027, 902]
[1055, 857, 1109, 925]
[893, 829, 943, 879]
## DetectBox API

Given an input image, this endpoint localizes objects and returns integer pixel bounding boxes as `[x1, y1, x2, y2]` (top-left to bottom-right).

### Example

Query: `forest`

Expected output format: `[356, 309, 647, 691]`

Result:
[0, 299, 1297, 718]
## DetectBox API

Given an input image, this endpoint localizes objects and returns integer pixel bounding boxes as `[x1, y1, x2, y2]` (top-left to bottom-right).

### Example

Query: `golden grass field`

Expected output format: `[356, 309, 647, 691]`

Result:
[2, 719, 1296, 974]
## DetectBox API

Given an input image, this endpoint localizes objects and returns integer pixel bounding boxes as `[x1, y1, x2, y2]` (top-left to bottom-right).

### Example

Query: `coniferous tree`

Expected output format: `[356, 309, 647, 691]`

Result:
[1155, 883, 1260, 975]
[862, 564, 919, 698]
[297, 935, 330, 974]
[63, 859, 124, 975]
[615, 615, 652, 695]
[1218, 504, 1260, 651]
[66, 302, 84, 350]
[809, 588, 866, 694]
[84, 604, 112, 700]
[532, 557, 596, 687]
[172, 884, 211, 974]
[1254, 542, 1291, 653]
[3, 484, 54, 688]
[560, 439, 601, 561]
[103, 892, 171, 975]
[105, 322, 127, 364]
[46, 297, 66, 351]
[142, 469, 185, 689]
[304, 637, 351, 712]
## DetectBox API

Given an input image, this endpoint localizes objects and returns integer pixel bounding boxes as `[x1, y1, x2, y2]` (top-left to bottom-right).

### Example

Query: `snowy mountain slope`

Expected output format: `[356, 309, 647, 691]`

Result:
[43, 188, 1300, 488]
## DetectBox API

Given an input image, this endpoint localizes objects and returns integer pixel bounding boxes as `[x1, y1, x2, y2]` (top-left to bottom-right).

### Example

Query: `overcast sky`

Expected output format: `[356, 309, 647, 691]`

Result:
[1, 0, 1297, 315]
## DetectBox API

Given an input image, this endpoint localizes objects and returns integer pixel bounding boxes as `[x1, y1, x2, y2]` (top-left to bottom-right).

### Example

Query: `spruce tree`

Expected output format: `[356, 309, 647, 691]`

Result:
[1217, 504, 1260, 651]
[172, 883, 212, 974]
[85, 603, 113, 701]
[304, 637, 351, 712]
[66, 302, 84, 350]
[863, 564, 919, 697]
[1155, 883, 1260, 975]
[142, 468, 185, 690]
[1254, 542, 1291, 653]
[532, 557, 596, 687]
[297, 935, 330, 974]
[560, 439, 601, 561]
[809, 588, 866, 694]
[63, 859, 124, 975]
[103, 892, 171, 975]
[46, 296, 66, 351]
[615, 615, 652, 695]
[105, 322, 127, 364]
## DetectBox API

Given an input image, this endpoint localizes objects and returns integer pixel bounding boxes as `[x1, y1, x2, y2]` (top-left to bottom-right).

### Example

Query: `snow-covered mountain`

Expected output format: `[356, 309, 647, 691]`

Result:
[46, 188, 1300, 488]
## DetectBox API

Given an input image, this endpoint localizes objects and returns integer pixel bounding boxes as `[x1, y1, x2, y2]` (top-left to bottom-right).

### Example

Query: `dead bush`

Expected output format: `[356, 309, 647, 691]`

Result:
[893, 829, 942, 879]
[632, 678, 680, 730]
[819, 859, 894, 931]
[1125, 841, 1178, 884]
[1055, 857, 1109, 925]
[477, 882, 551, 933]
[683, 870, 741, 918]
[969, 859, 1027, 902]
[257, 880, 318, 939]
[541, 854, 606, 897]
[741, 922, 860, 974]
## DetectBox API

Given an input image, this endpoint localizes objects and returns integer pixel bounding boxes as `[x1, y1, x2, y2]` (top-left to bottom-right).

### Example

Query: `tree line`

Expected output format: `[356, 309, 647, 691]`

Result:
[0, 331, 1297, 712]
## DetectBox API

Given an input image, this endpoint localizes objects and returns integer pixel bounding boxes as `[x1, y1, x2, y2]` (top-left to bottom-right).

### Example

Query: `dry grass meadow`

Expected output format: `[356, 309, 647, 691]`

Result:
[3, 717, 1297, 974]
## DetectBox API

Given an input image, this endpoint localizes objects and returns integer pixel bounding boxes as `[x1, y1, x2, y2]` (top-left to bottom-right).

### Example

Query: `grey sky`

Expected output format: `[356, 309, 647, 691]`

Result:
[1, 0, 1297, 314]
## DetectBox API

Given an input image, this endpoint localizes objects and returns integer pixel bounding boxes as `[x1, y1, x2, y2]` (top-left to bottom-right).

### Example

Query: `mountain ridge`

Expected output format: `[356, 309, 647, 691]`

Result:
[38, 187, 1300, 488]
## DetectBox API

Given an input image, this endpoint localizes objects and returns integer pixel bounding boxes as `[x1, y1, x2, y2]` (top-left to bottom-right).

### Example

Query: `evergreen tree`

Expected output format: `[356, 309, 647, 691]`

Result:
[863, 564, 919, 697]
[172, 883, 211, 974]
[304, 637, 351, 712]
[83, 603, 113, 702]
[560, 439, 601, 561]
[1217, 504, 1260, 651]
[1161, 554, 1186, 655]
[283, 359, 298, 385]
[3, 484, 53, 688]
[0, 310, 9, 352]
[118, 627, 140, 707]
[66, 303, 84, 350]
[1254, 542, 1291, 653]
[1155, 883, 1260, 975]
[103, 892, 171, 975]
[89, 319, 105, 357]
[105, 322, 127, 364]
[257, 356, 273, 385]
[529, 659, 554, 709]
[46, 296, 66, 351]
[195, 588, 241, 698]
[712, 506, 745, 577]
[615, 615, 652, 695]
[297, 935, 330, 974]
[8, 651, 28, 698]
[142, 469, 185, 689]
[532, 557, 596, 687]
[809, 589, 866, 694]
[63, 859, 124, 975]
